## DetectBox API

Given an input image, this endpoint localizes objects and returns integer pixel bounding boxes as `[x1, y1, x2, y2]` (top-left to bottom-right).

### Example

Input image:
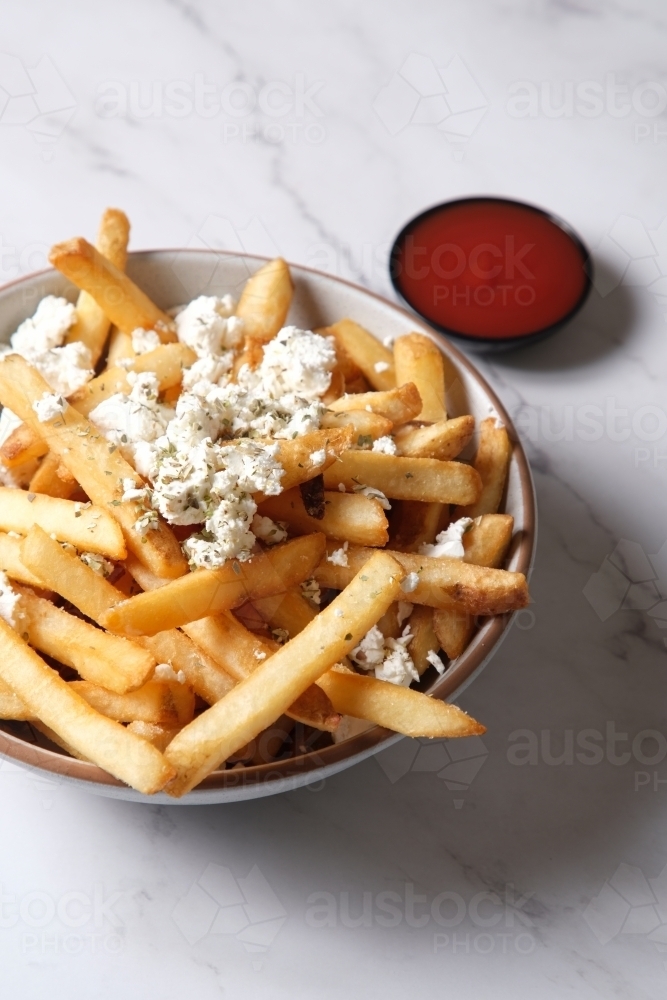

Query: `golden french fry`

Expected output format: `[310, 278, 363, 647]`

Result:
[318, 668, 484, 738]
[65, 208, 131, 364]
[0, 422, 47, 468]
[0, 487, 126, 559]
[454, 418, 512, 519]
[0, 531, 44, 586]
[235, 258, 293, 343]
[100, 533, 327, 636]
[164, 549, 405, 796]
[0, 675, 30, 720]
[406, 605, 442, 676]
[250, 717, 294, 764]
[394, 415, 475, 460]
[327, 383, 422, 424]
[126, 721, 181, 752]
[0, 621, 175, 794]
[69, 343, 196, 417]
[21, 525, 122, 622]
[183, 613, 340, 732]
[321, 367, 345, 405]
[19, 589, 155, 694]
[324, 320, 396, 391]
[393, 333, 447, 423]
[323, 451, 482, 505]
[138, 629, 236, 705]
[49, 237, 176, 338]
[28, 453, 77, 499]
[390, 500, 447, 552]
[105, 328, 135, 366]
[253, 587, 316, 636]
[320, 409, 393, 439]
[432, 606, 474, 660]
[258, 488, 389, 547]
[315, 325, 362, 382]
[0, 355, 187, 578]
[314, 541, 529, 615]
[69, 679, 194, 727]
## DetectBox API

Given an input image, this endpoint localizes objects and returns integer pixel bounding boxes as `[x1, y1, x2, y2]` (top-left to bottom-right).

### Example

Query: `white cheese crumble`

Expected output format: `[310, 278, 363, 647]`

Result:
[397, 601, 413, 626]
[0, 407, 22, 446]
[154, 662, 187, 685]
[89, 372, 172, 478]
[271, 627, 289, 644]
[426, 649, 446, 674]
[300, 577, 321, 606]
[131, 328, 161, 354]
[351, 623, 418, 686]
[1, 296, 93, 396]
[382, 335, 395, 348]
[401, 572, 420, 593]
[251, 513, 288, 545]
[352, 483, 391, 510]
[371, 435, 397, 455]
[32, 392, 66, 422]
[253, 649, 267, 661]
[0, 571, 22, 627]
[310, 448, 326, 466]
[338, 482, 346, 492]
[79, 551, 114, 578]
[174, 295, 244, 358]
[374, 361, 390, 373]
[327, 541, 349, 566]
[419, 517, 473, 559]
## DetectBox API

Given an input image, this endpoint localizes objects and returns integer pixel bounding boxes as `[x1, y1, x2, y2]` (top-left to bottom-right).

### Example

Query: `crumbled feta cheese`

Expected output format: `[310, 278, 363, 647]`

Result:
[351, 623, 419, 687]
[0, 407, 22, 447]
[181, 355, 234, 392]
[253, 649, 267, 661]
[32, 392, 66, 422]
[426, 649, 446, 674]
[79, 551, 114, 578]
[135, 509, 159, 536]
[300, 577, 321, 606]
[131, 328, 161, 354]
[327, 541, 349, 566]
[89, 372, 172, 478]
[251, 513, 288, 545]
[419, 517, 473, 559]
[334, 608, 344, 618]
[10, 296, 76, 355]
[0, 571, 22, 627]
[352, 483, 391, 510]
[31, 343, 93, 397]
[271, 627, 289, 644]
[174, 295, 243, 358]
[401, 572, 419, 593]
[338, 482, 346, 492]
[374, 361, 390, 373]
[371, 435, 396, 455]
[120, 478, 150, 504]
[382, 335, 395, 348]
[397, 601, 413, 626]
[310, 448, 326, 466]
[154, 662, 187, 684]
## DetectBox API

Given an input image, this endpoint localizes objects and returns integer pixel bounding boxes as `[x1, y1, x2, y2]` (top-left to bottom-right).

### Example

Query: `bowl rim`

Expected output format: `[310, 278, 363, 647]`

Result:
[388, 195, 593, 348]
[0, 248, 537, 797]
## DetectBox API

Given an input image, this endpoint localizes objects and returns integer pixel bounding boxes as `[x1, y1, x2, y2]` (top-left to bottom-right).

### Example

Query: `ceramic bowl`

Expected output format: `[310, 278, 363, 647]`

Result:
[0, 250, 536, 803]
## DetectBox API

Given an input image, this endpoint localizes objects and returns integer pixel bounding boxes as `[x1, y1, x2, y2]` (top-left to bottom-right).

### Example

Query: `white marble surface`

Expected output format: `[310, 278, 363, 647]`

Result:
[1, 0, 667, 995]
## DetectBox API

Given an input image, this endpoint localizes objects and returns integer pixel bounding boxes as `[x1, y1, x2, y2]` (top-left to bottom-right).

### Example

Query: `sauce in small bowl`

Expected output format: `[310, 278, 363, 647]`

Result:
[390, 197, 592, 352]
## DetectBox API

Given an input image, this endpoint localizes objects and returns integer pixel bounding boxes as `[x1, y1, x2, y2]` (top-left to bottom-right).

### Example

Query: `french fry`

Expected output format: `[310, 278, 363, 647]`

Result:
[253, 587, 316, 636]
[127, 721, 181, 752]
[65, 208, 131, 364]
[21, 525, 122, 622]
[320, 409, 393, 439]
[0, 621, 175, 794]
[261, 428, 354, 495]
[69, 679, 194, 727]
[393, 334, 447, 423]
[49, 238, 176, 339]
[406, 605, 441, 676]
[0, 422, 47, 468]
[327, 383, 422, 425]
[28, 453, 77, 499]
[432, 606, 474, 660]
[183, 613, 340, 732]
[138, 629, 236, 705]
[314, 541, 529, 615]
[105, 328, 135, 366]
[321, 367, 345, 405]
[323, 320, 396, 391]
[100, 533, 327, 636]
[453, 418, 512, 519]
[390, 500, 447, 552]
[0, 488, 126, 559]
[250, 716, 294, 764]
[0, 675, 30, 720]
[69, 343, 196, 417]
[258, 488, 389, 547]
[18, 589, 155, 693]
[0, 355, 187, 578]
[0, 531, 44, 586]
[394, 415, 475, 460]
[315, 325, 362, 382]
[323, 451, 482, 505]
[318, 668, 484, 738]
[164, 549, 406, 796]
[235, 258, 293, 343]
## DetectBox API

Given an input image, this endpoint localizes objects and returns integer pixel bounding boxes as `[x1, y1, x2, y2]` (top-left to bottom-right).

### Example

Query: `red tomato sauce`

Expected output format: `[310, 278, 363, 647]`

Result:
[391, 199, 589, 339]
